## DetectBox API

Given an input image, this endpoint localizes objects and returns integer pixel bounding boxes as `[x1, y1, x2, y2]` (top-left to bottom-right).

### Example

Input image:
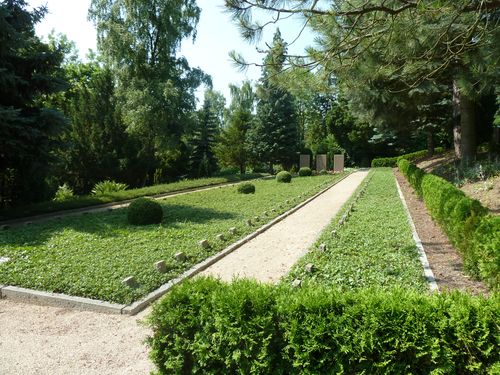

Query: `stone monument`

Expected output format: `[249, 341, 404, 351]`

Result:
[333, 154, 345, 173]
[316, 154, 327, 171]
[299, 154, 310, 169]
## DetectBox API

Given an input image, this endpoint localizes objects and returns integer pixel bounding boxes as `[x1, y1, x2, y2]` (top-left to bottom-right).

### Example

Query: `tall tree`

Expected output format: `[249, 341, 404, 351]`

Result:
[0, 0, 66, 207]
[89, 0, 210, 184]
[249, 29, 299, 171]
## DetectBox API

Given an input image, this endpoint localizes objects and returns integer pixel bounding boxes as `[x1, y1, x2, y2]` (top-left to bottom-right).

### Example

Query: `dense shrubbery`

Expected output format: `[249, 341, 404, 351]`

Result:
[127, 197, 163, 225]
[237, 182, 255, 194]
[148, 278, 499, 374]
[276, 171, 292, 183]
[372, 147, 445, 167]
[319, 169, 328, 175]
[298, 167, 312, 176]
[91, 180, 128, 195]
[52, 184, 74, 201]
[398, 159, 498, 289]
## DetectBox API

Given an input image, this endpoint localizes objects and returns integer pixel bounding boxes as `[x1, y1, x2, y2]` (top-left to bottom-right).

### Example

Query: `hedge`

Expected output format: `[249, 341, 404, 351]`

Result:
[371, 147, 444, 168]
[147, 278, 499, 374]
[398, 159, 499, 289]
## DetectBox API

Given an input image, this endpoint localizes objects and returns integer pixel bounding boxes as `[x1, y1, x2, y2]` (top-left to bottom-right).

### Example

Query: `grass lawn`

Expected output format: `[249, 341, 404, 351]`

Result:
[0, 173, 265, 221]
[0, 173, 347, 304]
[285, 168, 428, 292]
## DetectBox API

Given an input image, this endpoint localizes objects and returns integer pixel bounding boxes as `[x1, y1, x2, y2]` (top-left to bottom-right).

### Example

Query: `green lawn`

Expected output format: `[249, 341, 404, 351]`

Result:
[0, 173, 265, 221]
[285, 168, 427, 292]
[0, 173, 347, 303]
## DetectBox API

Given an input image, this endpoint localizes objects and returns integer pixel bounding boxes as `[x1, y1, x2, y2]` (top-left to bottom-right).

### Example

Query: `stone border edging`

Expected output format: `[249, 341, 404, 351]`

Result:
[395, 178, 439, 292]
[0, 172, 352, 315]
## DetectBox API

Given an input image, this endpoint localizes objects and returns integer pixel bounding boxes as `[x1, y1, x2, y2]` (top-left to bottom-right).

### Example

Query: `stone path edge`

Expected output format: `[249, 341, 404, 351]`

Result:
[394, 177, 439, 292]
[0, 176, 273, 227]
[0, 172, 353, 315]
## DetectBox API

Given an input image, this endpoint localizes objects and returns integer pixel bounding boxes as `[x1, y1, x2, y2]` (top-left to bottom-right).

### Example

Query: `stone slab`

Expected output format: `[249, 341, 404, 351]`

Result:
[333, 154, 345, 173]
[316, 154, 327, 171]
[1, 286, 125, 314]
[299, 154, 311, 168]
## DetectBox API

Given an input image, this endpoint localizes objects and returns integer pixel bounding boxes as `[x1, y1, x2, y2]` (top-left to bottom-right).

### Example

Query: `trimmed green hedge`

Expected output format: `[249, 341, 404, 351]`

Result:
[127, 197, 163, 225]
[276, 171, 292, 183]
[236, 182, 256, 194]
[372, 147, 444, 168]
[398, 159, 499, 289]
[298, 167, 312, 176]
[147, 278, 499, 374]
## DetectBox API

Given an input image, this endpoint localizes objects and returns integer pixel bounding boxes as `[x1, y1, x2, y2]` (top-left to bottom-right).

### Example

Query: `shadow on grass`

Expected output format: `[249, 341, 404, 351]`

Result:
[0, 204, 236, 247]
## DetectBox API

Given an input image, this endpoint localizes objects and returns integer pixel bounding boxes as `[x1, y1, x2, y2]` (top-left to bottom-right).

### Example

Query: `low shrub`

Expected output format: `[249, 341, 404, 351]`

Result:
[398, 159, 497, 290]
[217, 167, 240, 176]
[276, 171, 292, 183]
[237, 182, 255, 194]
[148, 278, 500, 374]
[92, 180, 128, 195]
[127, 197, 163, 225]
[372, 147, 444, 168]
[52, 183, 74, 201]
[298, 167, 312, 177]
[319, 169, 328, 175]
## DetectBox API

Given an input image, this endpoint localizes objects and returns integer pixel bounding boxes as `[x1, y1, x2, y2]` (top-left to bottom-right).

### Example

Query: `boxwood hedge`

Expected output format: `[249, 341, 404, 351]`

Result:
[398, 159, 498, 290]
[147, 278, 499, 374]
[371, 147, 444, 168]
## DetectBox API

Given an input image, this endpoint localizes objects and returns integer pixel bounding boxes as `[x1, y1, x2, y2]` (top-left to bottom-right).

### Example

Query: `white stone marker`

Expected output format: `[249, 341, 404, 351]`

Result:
[229, 227, 237, 235]
[0, 256, 11, 264]
[122, 276, 137, 288]
[155, 260, 167, 273]
[175, 252, 187, 262]
[299, 154, 311, 169]
[199, 239, 210, 249]
[333, 154, 345, 173]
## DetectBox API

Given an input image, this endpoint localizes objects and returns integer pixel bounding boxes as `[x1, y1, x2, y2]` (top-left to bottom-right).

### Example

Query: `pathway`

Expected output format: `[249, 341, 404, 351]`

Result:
[0, 171, 368, 374]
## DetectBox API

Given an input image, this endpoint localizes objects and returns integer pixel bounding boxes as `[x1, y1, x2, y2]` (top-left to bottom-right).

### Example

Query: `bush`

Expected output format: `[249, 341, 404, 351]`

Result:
[127, 197, 163, 225]
[298, 167, 312, 177]
[276, 171, 292, 183]
[148, 278, 500, 374]
[398, 159, 498, 290]
[53, 183, 74, 201]
[92, 180, 128, 195]
[218, 167, 240, 176]
[237, 182, 255, 194]
[372, 147, 444, 168]
[319, 169, 328, 175]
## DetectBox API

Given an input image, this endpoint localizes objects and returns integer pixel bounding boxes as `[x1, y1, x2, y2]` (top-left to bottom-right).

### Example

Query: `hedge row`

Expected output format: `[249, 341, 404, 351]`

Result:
[398, 159, 499, 289]
[147, 278, 499, 374]
[371, 147, 444, 168]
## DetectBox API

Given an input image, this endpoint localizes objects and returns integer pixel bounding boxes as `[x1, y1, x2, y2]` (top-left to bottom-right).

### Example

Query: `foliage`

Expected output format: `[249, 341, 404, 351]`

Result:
[91, 180, 128, 196]
[52, 184, 74, 202]
[398, 159, 498, 289]
[298, 167, 312, 177]
[0, 173, 265, 221]
[287, 169, 426, 291]
[0, 174, 343, 303]
[0, 0, 66, 208]
[371, 147, 445, 167]
[276, 171, 292, 183]
[319, 169, 328, 175]
[127, 197, 163, 226]
[147, 277, 499, 374]
[236, 182, 255, 194]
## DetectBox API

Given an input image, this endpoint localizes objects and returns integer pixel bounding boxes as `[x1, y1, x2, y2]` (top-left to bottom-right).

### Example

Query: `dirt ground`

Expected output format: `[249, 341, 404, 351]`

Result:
[394, 170, 489, 295]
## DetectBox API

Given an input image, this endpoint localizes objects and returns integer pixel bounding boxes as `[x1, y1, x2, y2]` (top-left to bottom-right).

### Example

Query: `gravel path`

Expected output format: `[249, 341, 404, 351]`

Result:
[0, 171, 368, 374]
[200, 171, 369, 282]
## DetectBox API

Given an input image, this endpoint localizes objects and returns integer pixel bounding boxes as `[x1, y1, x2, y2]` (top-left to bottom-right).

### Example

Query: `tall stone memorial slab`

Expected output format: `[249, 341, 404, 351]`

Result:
[299, 154, 310, 169]
[316, 154, 327, 171]
[333, 154, 345, 173]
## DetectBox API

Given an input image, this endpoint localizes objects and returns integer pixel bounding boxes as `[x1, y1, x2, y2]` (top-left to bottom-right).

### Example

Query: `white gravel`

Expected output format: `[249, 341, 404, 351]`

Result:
[0, 171, 368, 374]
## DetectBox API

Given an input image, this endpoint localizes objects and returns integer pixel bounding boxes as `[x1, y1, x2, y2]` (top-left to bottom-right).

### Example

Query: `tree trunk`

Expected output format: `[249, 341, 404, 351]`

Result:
[452, 80, 477, 164]
[426, 129, 435, 157]
[239, 163, 245, 174]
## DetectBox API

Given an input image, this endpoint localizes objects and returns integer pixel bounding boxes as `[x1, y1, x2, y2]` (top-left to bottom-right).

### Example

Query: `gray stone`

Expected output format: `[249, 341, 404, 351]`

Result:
[305, 263, 315, 273]
[229, 227, 237, 235]
[316, 154, 327, 171]
[246, 219, 252, 226]
[216, 234, 224, 241]
[318, 243, 327, 252]
[122, 276, 138, 288]
[0, 256, 11, 264]
[174, 252, 187, 262]
[291, 279, 302, 288]
[199, 239, 210, 249]
[263, 211, 268, 216]
[299, 154, 311, 169]
[333, 154, 345, 173]
[155, 260, 167, 273]
[331, 230, 337, 237]
[253, 216, 260, 222]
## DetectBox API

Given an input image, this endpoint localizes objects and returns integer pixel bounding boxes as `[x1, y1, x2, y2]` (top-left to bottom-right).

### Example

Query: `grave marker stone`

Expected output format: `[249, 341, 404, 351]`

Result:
[316, 154, 327, 171]
[299, 154, 310, 168]
[334, 154, 345, 173]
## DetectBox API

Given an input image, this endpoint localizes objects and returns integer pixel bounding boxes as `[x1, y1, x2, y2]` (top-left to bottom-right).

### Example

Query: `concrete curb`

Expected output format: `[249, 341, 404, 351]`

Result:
[1, 172, 353, 315]
[395, 179, 439, 293]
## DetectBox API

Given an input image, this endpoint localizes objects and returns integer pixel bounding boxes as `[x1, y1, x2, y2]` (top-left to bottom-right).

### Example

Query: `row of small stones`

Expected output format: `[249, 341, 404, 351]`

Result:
[292, 174, 374, 288]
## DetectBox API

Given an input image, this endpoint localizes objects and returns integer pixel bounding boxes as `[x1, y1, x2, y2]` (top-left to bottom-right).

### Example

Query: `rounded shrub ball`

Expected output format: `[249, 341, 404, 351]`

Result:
[298, 167, 312, 177]
[237, 182, 256, 194]
[319, 169, 328, 175]
[127, 197, 163, 225]
[276, 171, 292, 183]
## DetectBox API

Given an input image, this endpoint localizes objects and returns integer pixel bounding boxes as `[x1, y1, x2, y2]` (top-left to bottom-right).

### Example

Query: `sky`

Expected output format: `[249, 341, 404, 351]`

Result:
[27, 0, 316, 104]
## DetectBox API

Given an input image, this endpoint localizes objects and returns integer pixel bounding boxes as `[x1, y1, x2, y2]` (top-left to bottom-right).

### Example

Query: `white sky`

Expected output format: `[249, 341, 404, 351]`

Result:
[27, 0, 316, 104]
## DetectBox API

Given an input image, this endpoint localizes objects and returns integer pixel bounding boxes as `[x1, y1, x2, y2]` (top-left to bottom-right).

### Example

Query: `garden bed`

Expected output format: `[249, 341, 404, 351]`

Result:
[0, 174, 346, 304]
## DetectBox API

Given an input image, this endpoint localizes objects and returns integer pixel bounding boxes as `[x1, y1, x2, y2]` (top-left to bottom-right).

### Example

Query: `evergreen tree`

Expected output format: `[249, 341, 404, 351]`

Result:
[250, 29, 298, 171]
[0, 0, 66, 207]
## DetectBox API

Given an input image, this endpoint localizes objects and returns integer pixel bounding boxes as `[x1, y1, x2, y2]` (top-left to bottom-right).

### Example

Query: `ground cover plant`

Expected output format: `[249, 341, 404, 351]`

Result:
[285, 168, 428, 291]
[147, 277, 499, 374]
[0, 173, 265, 221]
[398, 159, 499, 290]
[0, 173, 346, 304]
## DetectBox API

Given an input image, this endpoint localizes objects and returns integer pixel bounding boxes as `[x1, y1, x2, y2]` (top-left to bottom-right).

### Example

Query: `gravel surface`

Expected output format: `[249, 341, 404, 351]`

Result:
[0, 171, 368, 374]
